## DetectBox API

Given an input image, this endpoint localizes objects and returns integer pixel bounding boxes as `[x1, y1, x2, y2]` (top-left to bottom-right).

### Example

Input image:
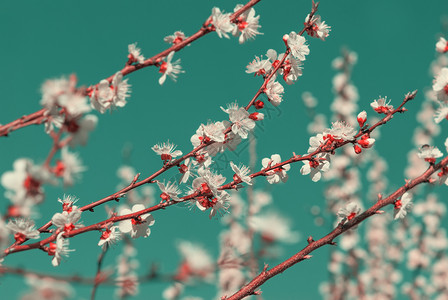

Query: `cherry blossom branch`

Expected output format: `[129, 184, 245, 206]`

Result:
[223, 155, 448, 300]
[244, 1, 319, 111]
[3, 1, 320, 254]
[0, 0, 261, 138]
[0, 108, 48, 137]
[4, 91, 414, 257]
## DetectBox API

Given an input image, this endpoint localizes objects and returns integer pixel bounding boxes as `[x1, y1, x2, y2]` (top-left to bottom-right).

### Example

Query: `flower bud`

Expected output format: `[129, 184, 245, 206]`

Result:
[357, 110, 367, 127]
[249, 112, 264, 121]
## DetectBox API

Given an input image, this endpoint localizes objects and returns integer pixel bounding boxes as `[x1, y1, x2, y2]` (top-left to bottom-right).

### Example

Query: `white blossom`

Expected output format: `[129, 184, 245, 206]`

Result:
[159, 51, 184, 85]
[337, 202, 361, 221]
[436, 37, 448, 54]
[394, 192, 413, 220]
[152, 141, 183, 161]
[6, 218, 40, 241]
[433, 68, 448, 102]
[128, 43, 145, 64]
[211, 7, 235, 39]
[283, 32, 310, 61]
[118, 204, 155, 238]
[264, 76, 284, 106]
[157, 181, 182, 202]
[98, 225, 121, 248]
[164, 31, 187, 45]
[261, 154, 290, 184]
[50, 233, 74, 266]
[221, 102, 255, 139]
[232, 5, 262, 44]
[230, 161, 252, 185]
[305, 14, 331, 41]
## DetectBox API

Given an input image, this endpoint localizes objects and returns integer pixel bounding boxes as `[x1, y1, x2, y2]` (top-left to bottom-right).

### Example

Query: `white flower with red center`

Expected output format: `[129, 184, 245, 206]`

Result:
[261, 154, 290, 184]
[159, 51, 185, 85]
[283, 31, 310, 61]
[1, 158, 49, 205]
[6, 218, 40, 243]
[230, 161, 252, 185]
[210, 7, 235, 39]
[51, 207, 82, 233]
[67, 114, 98, 147]
[191, 121, 226, 147]
[196, 190, 231, 219]
[164, 31, 188, 45]
[192, 151, 213, 168]
[324, 121, 356, 142]
[370, 96, 394, 114]
[337, 202, 361, 222]
[128, 43, 145, 64]
[193, 167, 226, 197]
[357, 134, 375, 149]
[47, 232, 74, 267]
[264, 76, 284, 106]
[417, 145, 443, 163]
[249, 112, 264, 121]
[300, 157, 330, 182]
[246, 55, 271, 76]
[249, 211, 299, 244]
[434, 104, 448, 123]
[357, 111, 367, 127]
[53, 147, 86, 186]
[232, 5, 262, 44]
[221, 102, 255, 139]
[90, 72, 131, 113]
[436, 37, 448, 53]
[394, 192, 413, 220]
[152, 141, 183, 162]
[118, 204, 155, 238]
[157, 181, 182, 202]
[433, 68, 448, 101]
[98, 225, 121, 248]
[266, 49, 282, 72]
[305, 14, 331, 41]
[57, 195, 79, 213]
[279, 53, 303, 84]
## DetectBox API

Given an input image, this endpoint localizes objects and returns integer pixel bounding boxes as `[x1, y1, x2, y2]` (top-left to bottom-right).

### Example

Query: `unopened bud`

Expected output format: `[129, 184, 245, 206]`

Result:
[354, 145, 362, 154]
[249, 112, 264, 121]
[357, 110, 367, 127]
[254, 100, 265, 109]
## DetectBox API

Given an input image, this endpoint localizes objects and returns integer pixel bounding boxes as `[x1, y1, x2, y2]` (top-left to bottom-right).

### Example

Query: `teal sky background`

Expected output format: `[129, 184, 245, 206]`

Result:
[1, 0, 448, 299]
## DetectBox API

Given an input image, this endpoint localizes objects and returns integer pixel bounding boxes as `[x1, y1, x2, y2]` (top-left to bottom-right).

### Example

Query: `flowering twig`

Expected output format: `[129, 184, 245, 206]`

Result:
[0, 0, 261, 138]
[223, 155, 448, 300]
[3, 1, 319, 254]
[4, 90, 413, 257]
